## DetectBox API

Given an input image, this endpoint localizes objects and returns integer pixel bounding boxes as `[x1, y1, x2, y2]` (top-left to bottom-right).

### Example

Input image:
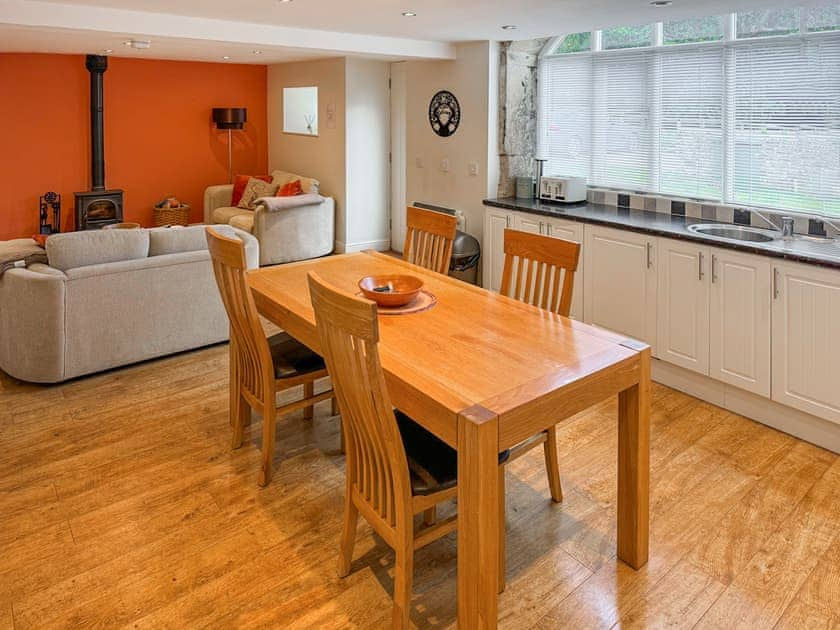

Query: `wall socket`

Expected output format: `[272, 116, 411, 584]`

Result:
[440, 158, 450, 172]
[468, 161, 479, 176]
[415, 156, 424, 168]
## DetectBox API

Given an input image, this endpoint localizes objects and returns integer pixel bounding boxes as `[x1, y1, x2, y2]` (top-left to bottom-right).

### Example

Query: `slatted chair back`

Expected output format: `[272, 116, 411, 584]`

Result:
[307, 272, 412, 530]
[402, 206, 457, 275]
[206, 227, 273, 404]
[500, 228, 581, 317]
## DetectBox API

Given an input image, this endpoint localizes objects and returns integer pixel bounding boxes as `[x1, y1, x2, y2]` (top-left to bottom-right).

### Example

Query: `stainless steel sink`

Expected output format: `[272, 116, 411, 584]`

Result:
[687, 223, 780, 243]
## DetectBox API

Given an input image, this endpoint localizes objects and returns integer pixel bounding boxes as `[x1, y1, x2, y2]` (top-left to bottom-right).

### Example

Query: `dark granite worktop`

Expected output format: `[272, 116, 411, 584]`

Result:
[484, 198, 840, 270]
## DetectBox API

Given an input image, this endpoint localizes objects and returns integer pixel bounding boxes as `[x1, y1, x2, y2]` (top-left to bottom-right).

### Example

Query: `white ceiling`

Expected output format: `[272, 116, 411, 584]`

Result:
[0, 0, 824, 63]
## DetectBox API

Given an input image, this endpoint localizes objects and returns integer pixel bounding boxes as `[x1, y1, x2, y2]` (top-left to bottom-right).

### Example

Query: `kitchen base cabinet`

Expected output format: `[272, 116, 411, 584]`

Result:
[583, 226, 657, 350]
[709, 248, 771, 397]
[772, 261, 840, 425]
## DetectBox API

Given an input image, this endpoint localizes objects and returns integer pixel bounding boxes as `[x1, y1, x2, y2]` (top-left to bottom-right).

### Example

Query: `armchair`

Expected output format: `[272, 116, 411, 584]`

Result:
[204, 170, 335, 266]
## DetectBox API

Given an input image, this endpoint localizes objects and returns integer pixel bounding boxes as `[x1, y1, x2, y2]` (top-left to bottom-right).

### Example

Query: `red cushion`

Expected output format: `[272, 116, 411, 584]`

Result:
[276, 179, 303, 197]
[230, 175, 272, 206]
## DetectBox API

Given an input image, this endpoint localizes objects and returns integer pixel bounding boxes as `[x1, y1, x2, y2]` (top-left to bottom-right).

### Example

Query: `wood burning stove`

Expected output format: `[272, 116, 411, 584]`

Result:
[75, 55, 123, 230]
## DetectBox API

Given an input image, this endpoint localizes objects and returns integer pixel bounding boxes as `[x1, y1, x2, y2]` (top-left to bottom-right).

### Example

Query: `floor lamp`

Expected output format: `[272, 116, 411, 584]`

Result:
[212, 107, 247, 183]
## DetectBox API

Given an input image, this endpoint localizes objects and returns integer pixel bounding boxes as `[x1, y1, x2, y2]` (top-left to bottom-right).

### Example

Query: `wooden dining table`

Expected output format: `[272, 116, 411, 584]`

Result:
[247, 250, 650, 628]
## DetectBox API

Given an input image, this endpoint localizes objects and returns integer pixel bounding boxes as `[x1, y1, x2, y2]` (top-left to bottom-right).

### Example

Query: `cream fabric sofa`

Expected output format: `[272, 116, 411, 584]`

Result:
[204, 169, 334, 266]
[0, 225, 258, 383]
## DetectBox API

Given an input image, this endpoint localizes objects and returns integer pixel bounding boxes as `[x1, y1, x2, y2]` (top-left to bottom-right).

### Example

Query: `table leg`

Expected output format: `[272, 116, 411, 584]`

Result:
[457, 405, 500, 629]
[617, 348, 650, 569]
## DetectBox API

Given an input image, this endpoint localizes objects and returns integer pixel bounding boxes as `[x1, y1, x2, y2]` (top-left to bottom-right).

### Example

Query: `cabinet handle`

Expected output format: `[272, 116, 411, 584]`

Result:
[547, 224, 552, 237]
[539, 221, 545, 234]
[646, 242, 653, 269]
[773, 268, 780, 299]
[711, 254, 717, 284]
[698, 252, 704, 281]
[506, 216, 511, 228]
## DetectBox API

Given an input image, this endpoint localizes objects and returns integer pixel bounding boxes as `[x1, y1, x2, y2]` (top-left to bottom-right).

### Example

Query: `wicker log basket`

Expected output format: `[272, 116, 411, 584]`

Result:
[153, 197, 191, 227]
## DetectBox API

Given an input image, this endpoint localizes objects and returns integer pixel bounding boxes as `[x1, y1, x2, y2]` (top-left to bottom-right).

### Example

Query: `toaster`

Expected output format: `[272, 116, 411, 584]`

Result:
[539, 176, 587, 203]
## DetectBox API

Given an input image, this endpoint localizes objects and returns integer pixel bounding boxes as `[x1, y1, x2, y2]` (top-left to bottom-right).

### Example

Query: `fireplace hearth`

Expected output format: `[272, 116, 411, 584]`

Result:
[75, 54, 124, 230]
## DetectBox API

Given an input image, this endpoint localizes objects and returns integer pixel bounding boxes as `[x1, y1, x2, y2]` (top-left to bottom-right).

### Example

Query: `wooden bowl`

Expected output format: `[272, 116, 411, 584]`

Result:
[358, 274, 424, 308]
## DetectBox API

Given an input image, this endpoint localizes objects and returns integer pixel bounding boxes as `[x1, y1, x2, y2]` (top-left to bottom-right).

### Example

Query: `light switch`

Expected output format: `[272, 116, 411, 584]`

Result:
[468, 161, 479, 176]
[440, 158, 450, 172]
[415, 156, 424, 168]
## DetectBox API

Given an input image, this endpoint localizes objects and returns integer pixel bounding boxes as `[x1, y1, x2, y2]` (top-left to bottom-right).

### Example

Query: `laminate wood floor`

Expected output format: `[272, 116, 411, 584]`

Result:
[1, 343, 838, 629]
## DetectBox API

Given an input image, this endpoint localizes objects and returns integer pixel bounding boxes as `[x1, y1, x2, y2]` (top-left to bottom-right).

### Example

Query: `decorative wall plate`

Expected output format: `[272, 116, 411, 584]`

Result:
[429, 90, 460, 137]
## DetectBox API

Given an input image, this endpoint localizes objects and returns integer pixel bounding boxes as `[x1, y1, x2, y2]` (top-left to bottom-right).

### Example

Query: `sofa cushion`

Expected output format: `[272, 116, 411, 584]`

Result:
[228, 214, 254, 233]
[46, 229, 150, 272]
[271, 170, 320, 195]
[231, 174, 272, 206]
[213, 206, 252, 225]
[148, 225, 212, 256]
[238, 178, 278, 209]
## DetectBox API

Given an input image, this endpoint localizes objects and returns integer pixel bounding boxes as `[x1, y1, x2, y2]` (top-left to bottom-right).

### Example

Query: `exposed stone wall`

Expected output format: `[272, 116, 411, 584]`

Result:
[497, 38, 548, 197]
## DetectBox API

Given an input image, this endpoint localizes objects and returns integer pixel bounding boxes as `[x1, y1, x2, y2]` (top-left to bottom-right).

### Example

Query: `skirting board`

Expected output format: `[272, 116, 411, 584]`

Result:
[652, 358, 840, 455]
[334, 239, 391, 254]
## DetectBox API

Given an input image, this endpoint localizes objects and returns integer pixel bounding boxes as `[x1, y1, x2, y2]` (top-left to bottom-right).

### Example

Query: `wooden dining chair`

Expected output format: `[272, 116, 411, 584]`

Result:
[403, 206, 457, 275]
[206, 227, 334, 487]
[308, 271, 474, 629]
[497, 227, 581, 588]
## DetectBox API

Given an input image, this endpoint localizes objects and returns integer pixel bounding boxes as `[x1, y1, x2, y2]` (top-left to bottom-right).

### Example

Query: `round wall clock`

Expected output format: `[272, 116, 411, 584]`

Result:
[428, 90, 460, 137]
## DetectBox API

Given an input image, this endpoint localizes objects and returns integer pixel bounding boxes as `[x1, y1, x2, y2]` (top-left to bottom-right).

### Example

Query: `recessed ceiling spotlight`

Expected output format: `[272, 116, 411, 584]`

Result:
[103, 48, 114, 54]
[222, 55, 232, 60]
[278, 0, 293, 3]
[649, 0, 673, 5]
[402, 11, 417, 17]
[501, 25, 517, 30]
[252, 50, 262, 55]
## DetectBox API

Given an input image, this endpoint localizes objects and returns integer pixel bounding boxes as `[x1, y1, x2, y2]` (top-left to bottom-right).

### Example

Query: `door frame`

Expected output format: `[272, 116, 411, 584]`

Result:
[389, 61, 407, 252]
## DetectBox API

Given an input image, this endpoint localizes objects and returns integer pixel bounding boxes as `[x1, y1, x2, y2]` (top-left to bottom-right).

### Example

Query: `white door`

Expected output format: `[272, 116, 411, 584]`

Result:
[772, 262, 840, 424]
[583, 225, 657, 348]
[389, 62, 406, 252]
[709, 247, 771, 396]
[545, 217, 584, 320]
[656, 238, 710, 375]
[483, 209, 512, 291]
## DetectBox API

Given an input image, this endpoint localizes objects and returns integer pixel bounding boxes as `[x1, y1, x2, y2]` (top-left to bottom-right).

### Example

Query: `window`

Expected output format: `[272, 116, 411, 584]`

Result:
[554, 32, 592, 54]
[539, 4, 840, 216]
[663, 16, 725, 44]
[602, 24, 653, 50]
[737, 8, 800, 39]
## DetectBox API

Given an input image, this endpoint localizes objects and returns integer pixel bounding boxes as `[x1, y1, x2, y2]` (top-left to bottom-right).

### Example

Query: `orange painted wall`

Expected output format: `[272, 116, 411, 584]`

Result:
[0, 53, 267, 239]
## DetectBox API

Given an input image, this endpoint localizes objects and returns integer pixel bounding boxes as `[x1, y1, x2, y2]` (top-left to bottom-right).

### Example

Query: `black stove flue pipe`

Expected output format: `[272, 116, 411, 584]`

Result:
[85, 54, 108, 192]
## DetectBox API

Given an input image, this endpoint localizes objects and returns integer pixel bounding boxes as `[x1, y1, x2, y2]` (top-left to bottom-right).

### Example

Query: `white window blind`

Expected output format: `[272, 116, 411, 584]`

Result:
[538, 22, 840, 217]
[729, 36, 840, 214]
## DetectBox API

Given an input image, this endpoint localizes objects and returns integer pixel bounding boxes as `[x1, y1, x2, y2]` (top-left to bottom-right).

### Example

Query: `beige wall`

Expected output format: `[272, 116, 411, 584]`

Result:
[402, 41, 500, 249]
[268, 58, 347, 244]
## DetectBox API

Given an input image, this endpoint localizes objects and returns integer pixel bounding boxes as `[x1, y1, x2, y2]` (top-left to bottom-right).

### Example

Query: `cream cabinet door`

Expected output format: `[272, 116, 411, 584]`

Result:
[514, 213, 544, 235]
[544, 218, 584, 320]
[583, 225, 657, 348]
[709, 247, 771, 396]
[482, 209, 513, 291]
[656, 238, 710, 375]
[772, 262, 840, 424]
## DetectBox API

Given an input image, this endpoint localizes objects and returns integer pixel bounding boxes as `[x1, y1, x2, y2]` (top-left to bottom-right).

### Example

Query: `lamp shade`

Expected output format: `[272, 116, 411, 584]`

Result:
[212, 107, 247, 130]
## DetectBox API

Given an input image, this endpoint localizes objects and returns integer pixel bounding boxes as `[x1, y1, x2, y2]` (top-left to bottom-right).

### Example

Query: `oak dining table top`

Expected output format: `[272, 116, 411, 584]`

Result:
[247, 250, 651, 629]
[249, 251, 642, 447]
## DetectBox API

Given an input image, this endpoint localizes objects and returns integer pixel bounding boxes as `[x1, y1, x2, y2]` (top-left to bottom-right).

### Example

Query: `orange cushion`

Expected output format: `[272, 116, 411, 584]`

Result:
[231, 174, 272, 206]
[276, 179, 303, 197]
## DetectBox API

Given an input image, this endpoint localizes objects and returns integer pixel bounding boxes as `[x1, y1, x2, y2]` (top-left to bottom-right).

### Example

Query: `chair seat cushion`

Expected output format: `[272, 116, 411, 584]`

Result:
[396, 410, 510, 496]
[212, 206, 252, 225]
[267, 332, 326, 379]
[228, 213, 254, 233]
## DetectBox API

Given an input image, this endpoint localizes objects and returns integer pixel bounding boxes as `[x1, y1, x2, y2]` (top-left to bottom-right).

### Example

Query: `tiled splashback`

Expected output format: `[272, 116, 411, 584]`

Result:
[587, 188, 840, 239]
